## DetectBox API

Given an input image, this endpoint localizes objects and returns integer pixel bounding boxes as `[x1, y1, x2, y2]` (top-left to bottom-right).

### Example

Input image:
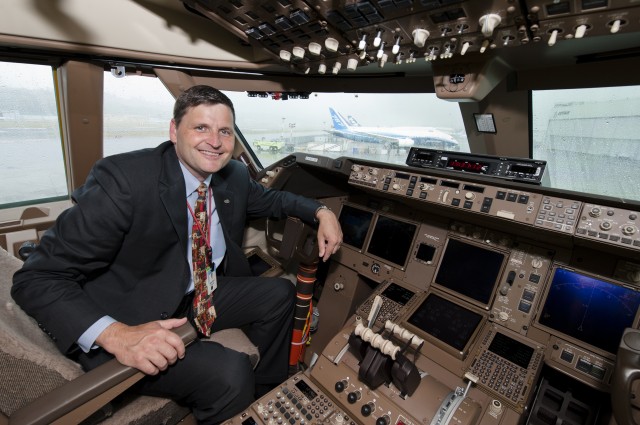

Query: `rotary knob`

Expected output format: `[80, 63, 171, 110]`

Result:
[361, 402, 375, 417]
[347, 390, 361, 404]
[622, 224, 637, 236]
[600, 221, 612, 231]
[335, 380, 347, 393]
[371, 263, 381, 274]
[589, 206, 602, 218]
[531, 258, 543, 269]
[376, 415, 390, 425]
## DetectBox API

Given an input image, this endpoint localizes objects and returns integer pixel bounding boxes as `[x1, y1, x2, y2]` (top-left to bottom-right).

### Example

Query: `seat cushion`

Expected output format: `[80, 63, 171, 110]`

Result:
[0, 247, 83, 416]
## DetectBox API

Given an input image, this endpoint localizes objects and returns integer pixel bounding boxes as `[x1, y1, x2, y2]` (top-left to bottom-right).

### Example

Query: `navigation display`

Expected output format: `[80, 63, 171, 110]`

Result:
[538, 267, 640, 354]
[366, 215, 417, 268]
[434, 238, 505, 308]
[407, 293, 483, 352]
[338, 204, 374, 250]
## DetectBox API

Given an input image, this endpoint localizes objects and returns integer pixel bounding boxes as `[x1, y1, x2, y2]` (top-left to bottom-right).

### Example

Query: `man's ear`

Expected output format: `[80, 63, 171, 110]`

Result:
[169, 119, 177, 144]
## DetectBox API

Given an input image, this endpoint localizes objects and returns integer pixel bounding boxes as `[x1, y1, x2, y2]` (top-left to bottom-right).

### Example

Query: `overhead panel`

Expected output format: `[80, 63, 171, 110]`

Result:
[181, 0, 528, 74]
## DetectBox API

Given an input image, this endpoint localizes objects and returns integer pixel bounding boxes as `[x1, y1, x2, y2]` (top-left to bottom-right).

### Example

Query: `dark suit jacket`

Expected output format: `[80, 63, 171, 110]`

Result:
[12, 141, 320, 355]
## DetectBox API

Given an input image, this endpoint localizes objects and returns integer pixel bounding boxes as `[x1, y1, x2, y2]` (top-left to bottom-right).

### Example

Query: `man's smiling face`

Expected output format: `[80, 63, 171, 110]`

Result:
[170, 103, 235, 181]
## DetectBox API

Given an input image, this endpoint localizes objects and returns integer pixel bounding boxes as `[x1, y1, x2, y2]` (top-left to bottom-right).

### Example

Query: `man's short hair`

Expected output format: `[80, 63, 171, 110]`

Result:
[173, 85, 235, 126]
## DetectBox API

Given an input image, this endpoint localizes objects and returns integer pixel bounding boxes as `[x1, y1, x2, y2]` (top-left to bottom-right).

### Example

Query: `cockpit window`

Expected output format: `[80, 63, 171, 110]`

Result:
[0, 62, 67, 207]
[103, 73, 174, 157]
[532, 86, 640, 202]
[222, 91, 468, 168]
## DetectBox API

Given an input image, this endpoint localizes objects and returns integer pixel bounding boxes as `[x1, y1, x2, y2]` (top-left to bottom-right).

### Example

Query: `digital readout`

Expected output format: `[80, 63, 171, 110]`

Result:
[446, 159, 489, 173]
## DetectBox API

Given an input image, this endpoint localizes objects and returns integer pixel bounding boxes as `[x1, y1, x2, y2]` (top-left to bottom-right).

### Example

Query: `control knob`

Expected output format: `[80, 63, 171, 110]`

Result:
[361, 402, 375, 417]
[371, 263, 381, 274]
[622, 224, 637, 236]
[392, 183, 401, 191]
[335, 380, 347, 393]
[531, 258, 543, 269]
[347, 390, 361, 404]
[589, 206, 602, 218]
[479, 13, 502, 37]
[600, 221, 612, 231]
[376, 415, 390, 425]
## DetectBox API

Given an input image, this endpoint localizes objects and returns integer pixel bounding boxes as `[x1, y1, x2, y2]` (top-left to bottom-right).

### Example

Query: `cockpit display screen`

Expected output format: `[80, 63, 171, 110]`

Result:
[407, 293, 483, 352]
[538, 267, 640, 354]
[338, 204, 374, 250]
[434, 239, 505, 308]
[366, 215, 417, 268]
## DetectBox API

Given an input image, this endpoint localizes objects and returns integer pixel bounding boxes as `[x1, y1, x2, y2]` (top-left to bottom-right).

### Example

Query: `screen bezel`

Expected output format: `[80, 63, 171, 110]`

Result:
[431, 237, 507, 310]
[533, 265, 640, 356]
[400, 289, 487, 360]
[337, 203, 375, 251]
[364, 213, 419, 270]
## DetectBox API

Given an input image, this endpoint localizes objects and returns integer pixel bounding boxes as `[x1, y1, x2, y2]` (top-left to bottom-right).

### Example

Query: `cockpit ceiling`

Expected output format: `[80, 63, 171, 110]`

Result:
[180, 0, 640, 75]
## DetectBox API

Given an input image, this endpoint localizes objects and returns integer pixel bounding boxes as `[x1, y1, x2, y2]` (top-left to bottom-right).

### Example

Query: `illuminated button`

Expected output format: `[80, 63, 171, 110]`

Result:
[560, 350, 574, 363]
[522, 289, 535, 301]
[481, 197, 493, 213]
[507, 193, 518, 202]
[496, 191, 506, 200]
[590, 365, 606, 380]
[463, 200, 473, 209]
[518, 195, 529, 204]
[529, 274, 540, 284]
[609, 235, 620, 242]
[576, 359, 592, 373]
[518, 300, 532, 313]
[451, 198, 461, 206]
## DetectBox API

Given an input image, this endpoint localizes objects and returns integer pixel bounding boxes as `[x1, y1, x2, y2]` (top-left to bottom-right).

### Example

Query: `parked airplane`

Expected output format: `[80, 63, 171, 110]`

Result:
[328, 107, 460, 150]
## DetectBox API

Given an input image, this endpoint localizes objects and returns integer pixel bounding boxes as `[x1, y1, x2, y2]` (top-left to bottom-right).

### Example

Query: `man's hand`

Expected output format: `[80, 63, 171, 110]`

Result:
[96, 317, 188, 375]
[316, 207, 343, 262]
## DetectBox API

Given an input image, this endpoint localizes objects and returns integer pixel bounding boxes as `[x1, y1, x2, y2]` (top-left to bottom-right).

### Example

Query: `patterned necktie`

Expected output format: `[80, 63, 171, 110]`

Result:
[192, 182, 216, 336]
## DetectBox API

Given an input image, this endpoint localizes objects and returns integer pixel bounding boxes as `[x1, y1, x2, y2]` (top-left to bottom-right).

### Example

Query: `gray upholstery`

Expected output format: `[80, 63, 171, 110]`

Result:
[0, 246, 259, 424]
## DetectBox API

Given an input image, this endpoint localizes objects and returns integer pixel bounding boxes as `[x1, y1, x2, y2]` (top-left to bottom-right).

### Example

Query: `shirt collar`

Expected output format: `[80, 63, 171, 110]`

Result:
[179, 162, 212, 197]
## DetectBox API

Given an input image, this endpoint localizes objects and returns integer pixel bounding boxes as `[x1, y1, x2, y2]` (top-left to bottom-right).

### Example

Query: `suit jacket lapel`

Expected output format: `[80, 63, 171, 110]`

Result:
[159, 146, 188, 253]
[210, 172, 234, 235]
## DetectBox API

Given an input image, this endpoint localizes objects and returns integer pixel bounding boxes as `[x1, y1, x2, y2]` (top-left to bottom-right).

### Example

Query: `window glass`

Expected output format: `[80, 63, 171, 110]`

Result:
[103, 72, 175, 157]
[0, 62, 67, 207]
[223, 92, 468, 168]
[533, 86, 640, 202]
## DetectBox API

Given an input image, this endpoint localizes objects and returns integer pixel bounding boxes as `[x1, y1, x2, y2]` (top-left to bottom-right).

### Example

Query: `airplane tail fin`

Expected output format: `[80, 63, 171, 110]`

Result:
[329, 107, 350, 130]
[347, 115, 361, 126]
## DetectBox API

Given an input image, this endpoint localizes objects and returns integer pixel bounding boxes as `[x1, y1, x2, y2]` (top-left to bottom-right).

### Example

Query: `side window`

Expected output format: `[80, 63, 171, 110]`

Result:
[103, 72, 175, 157]
[532, 86, 640, 202]
[0, 62, 67, 207]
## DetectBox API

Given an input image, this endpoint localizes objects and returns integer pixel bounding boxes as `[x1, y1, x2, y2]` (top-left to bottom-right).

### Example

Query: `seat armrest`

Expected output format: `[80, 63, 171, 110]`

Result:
[9, 323, 197, 425]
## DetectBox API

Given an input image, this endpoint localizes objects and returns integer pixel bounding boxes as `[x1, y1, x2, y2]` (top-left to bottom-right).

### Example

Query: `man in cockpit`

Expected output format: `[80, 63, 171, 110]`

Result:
[12, 85, 343, 424]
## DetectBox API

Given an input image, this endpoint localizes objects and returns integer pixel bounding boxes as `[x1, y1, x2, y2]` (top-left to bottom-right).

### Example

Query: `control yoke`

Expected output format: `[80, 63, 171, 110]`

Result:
[611, 328, 640, 425]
